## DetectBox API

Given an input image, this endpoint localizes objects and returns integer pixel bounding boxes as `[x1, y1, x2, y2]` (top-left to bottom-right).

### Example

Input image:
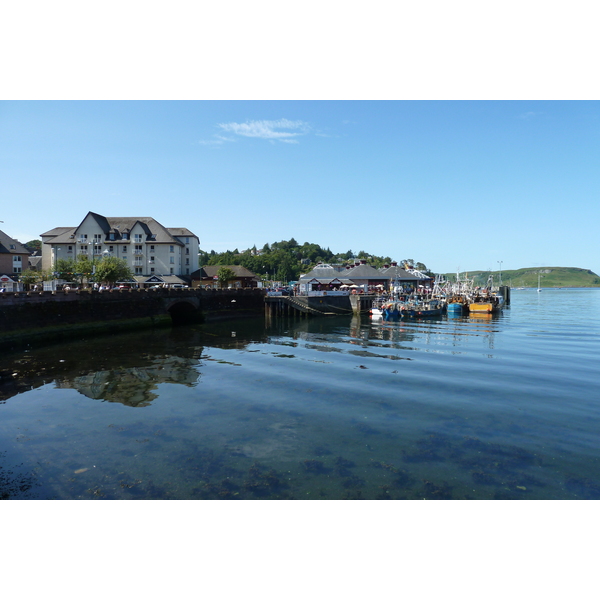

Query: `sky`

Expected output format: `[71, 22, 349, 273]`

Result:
[2, 100, 599, 276]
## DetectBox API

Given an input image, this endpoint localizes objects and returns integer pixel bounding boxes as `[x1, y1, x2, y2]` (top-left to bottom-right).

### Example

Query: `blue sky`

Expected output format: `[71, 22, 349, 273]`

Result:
[2, 100, 599, 276]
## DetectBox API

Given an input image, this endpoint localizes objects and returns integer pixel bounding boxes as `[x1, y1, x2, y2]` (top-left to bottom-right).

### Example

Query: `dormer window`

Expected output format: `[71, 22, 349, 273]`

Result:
[122, 233, 129, 240]
[109, 233, 115, 240]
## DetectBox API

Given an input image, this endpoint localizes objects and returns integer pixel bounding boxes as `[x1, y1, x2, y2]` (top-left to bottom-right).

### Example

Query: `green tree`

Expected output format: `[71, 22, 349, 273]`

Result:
[25, 239, 42, 253]
[217, 267, 236, 289]
[55, 257, 76, 279]
[94, 256, 132, 286]
[19, 269, 43, 289]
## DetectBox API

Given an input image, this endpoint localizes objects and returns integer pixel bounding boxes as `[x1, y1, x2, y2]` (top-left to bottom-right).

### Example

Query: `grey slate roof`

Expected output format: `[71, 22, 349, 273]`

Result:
[379, 265, 424, 281]
[0, 230, 30, 255]
[344, 264, 388, 279]
[41, 212, 196, 245]
[299, 265, 341, 280]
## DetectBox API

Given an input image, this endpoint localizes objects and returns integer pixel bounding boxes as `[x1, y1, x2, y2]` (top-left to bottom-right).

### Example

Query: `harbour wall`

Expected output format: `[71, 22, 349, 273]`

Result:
[0, 288, 265, 348]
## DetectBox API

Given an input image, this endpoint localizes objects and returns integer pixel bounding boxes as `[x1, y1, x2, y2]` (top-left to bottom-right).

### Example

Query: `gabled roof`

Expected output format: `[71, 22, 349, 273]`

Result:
[167, 227, 198, 239]
[41, 212, 196, 245]
[299, 264, 340, 280]
[344, 264, 388, 279]
[0, 230, 31, 255]
[40, 226, 75, 239]
[379, 265, 423, 281]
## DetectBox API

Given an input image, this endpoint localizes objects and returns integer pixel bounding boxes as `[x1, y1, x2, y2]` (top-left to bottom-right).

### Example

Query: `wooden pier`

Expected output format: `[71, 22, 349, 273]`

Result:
[265, 294, 377, 317]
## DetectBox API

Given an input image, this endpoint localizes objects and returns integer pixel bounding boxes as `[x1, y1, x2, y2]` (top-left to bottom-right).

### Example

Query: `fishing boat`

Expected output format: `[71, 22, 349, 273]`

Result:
[468, 276, 505, 314]
[401, 297, 445, 318]
[445, 272, 476, 315]
[370, 296, 385, 318]
[382, 297, 445, 319]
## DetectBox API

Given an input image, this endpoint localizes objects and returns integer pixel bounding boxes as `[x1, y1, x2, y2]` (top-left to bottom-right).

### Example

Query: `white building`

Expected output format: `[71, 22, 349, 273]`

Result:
[41, 211, 199, 282]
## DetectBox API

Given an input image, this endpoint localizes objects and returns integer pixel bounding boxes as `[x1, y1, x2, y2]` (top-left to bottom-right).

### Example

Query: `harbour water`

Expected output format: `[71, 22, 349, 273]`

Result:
[2, 288, 600, 500]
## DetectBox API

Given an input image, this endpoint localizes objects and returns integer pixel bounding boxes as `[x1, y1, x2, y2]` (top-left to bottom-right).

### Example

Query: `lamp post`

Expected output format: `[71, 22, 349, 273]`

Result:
[497, 260, 503, 286]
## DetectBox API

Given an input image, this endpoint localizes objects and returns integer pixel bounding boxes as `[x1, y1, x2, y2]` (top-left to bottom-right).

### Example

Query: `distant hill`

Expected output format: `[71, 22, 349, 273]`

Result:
[441, 267, 600, 288]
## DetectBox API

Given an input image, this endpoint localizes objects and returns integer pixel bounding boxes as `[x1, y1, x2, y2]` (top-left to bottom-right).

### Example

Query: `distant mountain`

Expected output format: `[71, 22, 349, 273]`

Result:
[441, 267, 600, 288]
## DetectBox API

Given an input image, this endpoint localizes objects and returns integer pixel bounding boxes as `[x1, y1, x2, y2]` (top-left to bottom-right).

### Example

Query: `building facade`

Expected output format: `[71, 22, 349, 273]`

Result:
[41, 212, 199, 280]
[190, 265, 260, 289]
[0, 230, 31, 277]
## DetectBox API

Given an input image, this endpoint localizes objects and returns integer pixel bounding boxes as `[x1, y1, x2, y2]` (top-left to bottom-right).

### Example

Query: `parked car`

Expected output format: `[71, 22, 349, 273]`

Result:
[170, 284, 189, 289]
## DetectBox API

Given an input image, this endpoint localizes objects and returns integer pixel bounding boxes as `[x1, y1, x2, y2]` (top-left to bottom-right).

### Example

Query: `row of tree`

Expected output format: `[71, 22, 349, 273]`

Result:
[19, 254, 132, 288]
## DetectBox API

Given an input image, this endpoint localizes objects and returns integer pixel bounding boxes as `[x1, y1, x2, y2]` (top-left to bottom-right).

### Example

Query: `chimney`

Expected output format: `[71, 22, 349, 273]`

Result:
[391, 262, 397, 267]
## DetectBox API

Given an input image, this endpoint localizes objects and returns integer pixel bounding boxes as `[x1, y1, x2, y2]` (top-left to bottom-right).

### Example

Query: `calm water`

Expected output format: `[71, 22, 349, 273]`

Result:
[1, 288, 600, 500]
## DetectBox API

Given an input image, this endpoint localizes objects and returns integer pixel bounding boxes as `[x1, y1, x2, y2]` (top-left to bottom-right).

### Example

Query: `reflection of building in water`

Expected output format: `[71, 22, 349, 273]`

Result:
[56, 355, 200, 407]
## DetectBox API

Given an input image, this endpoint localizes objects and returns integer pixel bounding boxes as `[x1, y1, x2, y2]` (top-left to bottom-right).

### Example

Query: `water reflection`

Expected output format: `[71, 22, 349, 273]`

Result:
[0, 324, 268, 406]
[2, 293, 600, 499]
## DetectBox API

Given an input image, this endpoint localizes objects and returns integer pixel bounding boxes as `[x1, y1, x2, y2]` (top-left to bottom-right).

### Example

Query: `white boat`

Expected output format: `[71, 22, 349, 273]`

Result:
[537, 272, 542, 292]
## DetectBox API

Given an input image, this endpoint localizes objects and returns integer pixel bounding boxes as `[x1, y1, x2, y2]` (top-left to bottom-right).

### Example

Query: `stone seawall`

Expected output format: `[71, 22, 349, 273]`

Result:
[0, 288, 266, 348]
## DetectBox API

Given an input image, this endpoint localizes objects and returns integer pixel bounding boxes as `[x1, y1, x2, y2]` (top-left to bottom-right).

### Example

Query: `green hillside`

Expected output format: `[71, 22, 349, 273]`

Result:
[442, 267, 600, 288]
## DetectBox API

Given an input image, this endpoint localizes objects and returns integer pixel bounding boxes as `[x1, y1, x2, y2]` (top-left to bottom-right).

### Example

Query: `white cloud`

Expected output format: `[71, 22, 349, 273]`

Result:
[196, 134, 234, 146]
[217, 118, 310, 142]
[519, 111, 541, 120]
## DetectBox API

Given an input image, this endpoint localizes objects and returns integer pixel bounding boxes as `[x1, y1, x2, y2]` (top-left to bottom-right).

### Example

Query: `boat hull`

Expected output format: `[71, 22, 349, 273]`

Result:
[447, 302, 465, 315]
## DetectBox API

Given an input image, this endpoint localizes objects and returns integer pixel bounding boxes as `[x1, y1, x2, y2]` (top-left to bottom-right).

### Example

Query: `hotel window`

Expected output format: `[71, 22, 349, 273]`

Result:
[170, 245, 174, 253]
[150, 268, 155, 274]
[80, 245, 88, 253]
[150, 245, 155, 252]
[185, 237, 189, 244]
[122, 246, 127, 253]
[109, 246, 114, 253]
[135, 267, 143, 274]
[13, 256, 22, 273]
[185, 248, 189, 255]
[149, 256, 155, 263]
[134, 234, 142, 243]
[170, 268, 174, 274]
[170, 257, 175, 264]
[185, 258, 190, 265]
[134, 245, 143, 254]
[67, 245, 73, 253]
[94, 234, 102, 243]
[78, 234, 88, 243]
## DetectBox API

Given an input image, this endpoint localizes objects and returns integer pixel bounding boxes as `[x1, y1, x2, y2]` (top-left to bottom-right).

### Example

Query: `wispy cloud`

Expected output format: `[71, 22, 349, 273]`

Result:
[196, 134, 234, 146]
[519, 111, 542, 120]
[218, 119, 310, 142]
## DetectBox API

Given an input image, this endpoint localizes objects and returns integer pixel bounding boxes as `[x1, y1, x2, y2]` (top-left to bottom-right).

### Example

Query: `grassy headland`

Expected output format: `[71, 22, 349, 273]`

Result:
[442, 267, 600, 288]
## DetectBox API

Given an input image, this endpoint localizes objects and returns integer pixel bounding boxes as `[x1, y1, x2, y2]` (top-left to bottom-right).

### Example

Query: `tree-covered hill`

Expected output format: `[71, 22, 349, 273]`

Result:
[443, 267, 600, 288]
[199, 239, 432, 283]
